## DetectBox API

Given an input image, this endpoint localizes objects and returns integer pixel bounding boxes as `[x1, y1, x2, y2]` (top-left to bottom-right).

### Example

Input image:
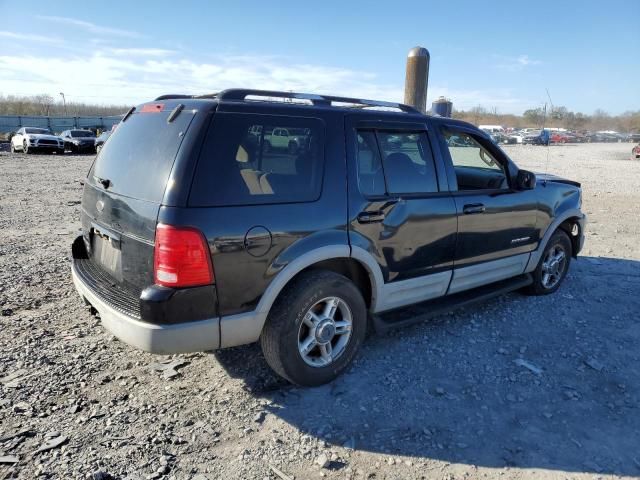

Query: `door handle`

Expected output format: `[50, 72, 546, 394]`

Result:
[358, 211, 386, 224]
[463, 203, 485, 214]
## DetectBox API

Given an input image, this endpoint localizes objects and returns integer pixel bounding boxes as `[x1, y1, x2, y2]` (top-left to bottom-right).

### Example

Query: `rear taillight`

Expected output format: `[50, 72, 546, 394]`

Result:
[154, 224, 214, 288]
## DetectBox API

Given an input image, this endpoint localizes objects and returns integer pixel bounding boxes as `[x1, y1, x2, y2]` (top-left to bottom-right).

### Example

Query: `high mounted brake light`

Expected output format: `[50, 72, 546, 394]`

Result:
[141, 103, 165, 113]
[154, 224, 214, 288]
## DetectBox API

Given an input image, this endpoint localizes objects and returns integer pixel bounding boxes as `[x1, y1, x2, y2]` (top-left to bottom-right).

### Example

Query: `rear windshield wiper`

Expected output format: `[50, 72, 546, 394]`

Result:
[94, 176, 112, 189]
[122, 106, 135, 122]
[167, 103, 184, 123]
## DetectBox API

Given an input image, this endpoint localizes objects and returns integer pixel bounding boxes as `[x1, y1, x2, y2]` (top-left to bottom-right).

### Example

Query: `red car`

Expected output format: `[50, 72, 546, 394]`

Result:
[550, 132, 573, 143]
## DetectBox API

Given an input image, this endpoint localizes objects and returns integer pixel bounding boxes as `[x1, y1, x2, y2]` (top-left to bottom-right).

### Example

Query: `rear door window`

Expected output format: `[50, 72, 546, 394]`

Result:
[189, 113, 325, 206]
[355, 129, 439, 196]
[89, 106, 196, 203]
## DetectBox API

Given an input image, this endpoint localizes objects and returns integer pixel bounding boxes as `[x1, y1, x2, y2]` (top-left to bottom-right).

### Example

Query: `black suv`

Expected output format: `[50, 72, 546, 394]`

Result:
[71, 89, 586, 386]
[61, 129, 97, 153]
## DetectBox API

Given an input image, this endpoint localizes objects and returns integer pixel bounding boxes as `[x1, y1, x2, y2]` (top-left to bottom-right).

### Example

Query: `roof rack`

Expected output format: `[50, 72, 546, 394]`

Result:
[197, 89, 421, 114]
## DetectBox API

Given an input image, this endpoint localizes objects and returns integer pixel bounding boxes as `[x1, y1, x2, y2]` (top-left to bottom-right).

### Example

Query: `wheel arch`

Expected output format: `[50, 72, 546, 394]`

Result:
[525, 208, 585, 272]
[218, 245, 384, 348]
[558, 216, 582, 257]
[256, 245, 382, 316]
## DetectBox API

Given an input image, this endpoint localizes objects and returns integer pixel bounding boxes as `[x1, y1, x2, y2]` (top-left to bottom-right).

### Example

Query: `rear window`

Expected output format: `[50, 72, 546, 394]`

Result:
[189, 113, 325, 206]
[89, 106, 195, 203]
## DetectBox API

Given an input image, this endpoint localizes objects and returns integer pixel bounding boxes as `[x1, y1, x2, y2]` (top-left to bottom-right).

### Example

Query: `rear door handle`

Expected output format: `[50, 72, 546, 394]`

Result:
[357, 211, 386, 224]
[463, 203, 485, 214]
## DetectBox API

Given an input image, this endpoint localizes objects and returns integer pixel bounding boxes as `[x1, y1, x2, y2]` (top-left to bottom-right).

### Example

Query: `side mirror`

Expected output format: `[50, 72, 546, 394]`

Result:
[517, 169, 536, 190]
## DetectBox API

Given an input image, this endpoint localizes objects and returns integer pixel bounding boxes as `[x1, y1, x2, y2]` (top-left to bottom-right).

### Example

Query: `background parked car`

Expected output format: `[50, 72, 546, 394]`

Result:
[60, 129, 97, 153]
[522, 130, 550, 145]
[550, 132, 574, 143]
[94, 131, 112, 153]
[10, 127, 64, 154]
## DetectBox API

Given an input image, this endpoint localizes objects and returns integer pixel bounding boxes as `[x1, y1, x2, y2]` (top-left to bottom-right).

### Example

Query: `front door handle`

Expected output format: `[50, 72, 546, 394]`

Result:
[358, 211, 386, 224]
[463, 203, 486, 214]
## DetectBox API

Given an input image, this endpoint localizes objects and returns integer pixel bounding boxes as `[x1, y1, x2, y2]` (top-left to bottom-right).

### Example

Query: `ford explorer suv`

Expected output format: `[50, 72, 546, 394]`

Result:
[71, 89, 586, 386]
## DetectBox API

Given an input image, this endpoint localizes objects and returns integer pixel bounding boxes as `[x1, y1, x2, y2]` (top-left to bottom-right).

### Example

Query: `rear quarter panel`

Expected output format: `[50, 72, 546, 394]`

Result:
[159, 106, 349, 317]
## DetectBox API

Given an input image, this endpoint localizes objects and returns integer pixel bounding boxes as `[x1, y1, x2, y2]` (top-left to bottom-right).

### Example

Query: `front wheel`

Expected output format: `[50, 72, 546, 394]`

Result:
[524, 230, 572, 295]
[23, 141, 29, 154]
[260, 270, 367, 386]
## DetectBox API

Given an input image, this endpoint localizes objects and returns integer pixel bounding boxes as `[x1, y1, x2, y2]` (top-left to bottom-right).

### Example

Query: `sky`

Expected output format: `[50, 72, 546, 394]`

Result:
[0, 0, 638, 115]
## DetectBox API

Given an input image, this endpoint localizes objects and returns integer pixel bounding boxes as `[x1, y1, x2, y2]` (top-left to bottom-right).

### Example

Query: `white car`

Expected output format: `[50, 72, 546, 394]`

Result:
[10, 127, 64, 154]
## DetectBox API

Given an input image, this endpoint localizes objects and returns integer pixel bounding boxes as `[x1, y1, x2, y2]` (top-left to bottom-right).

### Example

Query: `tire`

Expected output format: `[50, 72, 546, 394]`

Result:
[260, 270, 367, 386]
[23, 141, 29, 154]
[10, 143, 15, 153]
[523, 230, 572, 296]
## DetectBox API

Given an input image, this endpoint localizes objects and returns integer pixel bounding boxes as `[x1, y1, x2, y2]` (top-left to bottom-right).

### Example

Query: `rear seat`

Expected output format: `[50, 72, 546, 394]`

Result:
[236, 141, 273, 195]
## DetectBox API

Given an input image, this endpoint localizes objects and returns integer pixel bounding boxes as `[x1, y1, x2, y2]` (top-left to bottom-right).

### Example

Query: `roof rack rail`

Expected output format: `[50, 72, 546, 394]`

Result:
[210, 89, 421, 114]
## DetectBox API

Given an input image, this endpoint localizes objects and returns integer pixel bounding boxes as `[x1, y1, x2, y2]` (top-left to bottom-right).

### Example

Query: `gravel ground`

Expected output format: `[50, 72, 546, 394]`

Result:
[0, 143, 639, 480]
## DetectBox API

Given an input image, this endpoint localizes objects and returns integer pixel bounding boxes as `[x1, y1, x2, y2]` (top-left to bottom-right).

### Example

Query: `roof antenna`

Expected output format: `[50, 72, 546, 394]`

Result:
[541, 88, 555, 185]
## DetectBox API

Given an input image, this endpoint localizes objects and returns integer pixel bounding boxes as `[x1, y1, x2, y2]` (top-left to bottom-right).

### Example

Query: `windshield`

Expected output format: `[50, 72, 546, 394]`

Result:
[25, 128, 51, 134]
[71, 130, 95, 138]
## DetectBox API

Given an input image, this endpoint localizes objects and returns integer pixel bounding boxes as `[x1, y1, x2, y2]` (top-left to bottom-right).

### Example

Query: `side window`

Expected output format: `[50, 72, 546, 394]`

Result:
[443, 129, 508, 191]
[377, 131, 438, 194]
[189, 114, 325, 206]
[356, 131, 385, 196]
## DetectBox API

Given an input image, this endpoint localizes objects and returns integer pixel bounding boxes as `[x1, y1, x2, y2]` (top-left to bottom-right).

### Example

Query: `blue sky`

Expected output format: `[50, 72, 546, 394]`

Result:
[0, 0, 638, 114]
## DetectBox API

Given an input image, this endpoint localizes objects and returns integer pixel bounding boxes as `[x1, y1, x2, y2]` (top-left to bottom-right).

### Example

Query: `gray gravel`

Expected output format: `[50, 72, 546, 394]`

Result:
[0, 143, 639, 479]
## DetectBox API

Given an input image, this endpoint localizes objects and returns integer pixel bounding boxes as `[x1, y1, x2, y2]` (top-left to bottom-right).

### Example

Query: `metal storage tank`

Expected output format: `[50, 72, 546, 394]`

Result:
[432, 96, 453, 117]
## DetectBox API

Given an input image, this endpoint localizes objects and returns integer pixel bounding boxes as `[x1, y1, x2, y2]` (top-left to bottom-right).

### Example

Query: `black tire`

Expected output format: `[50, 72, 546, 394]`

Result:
[23, 141, 29, 154]
[523, 229, 572, 296]
[260, 270, 367, 386]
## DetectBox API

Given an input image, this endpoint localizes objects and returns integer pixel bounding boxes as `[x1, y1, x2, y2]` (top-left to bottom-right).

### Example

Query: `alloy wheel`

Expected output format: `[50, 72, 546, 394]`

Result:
[297, 296, 353, 367]
[541, 244, 567, 289]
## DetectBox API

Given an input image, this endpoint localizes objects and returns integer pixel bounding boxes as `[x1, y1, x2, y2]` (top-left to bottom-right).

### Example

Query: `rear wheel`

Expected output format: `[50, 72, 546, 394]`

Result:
[524, 230, 572, 295]
[260, 270, 367, 386]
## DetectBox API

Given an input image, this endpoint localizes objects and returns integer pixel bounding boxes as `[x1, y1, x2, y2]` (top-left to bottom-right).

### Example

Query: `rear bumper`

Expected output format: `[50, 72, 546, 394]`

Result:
[71, 232, 221, 354]
[72, 263, 220, 353]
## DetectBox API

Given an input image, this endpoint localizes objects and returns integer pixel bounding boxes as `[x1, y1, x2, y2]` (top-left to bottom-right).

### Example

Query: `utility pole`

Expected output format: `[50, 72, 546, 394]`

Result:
[59, 92, 67, 116]
[403, 46, 430, 113]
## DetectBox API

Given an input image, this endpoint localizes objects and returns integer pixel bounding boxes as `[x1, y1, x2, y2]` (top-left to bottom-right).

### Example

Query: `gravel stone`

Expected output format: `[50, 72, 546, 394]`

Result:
[0, 145, 638, 478]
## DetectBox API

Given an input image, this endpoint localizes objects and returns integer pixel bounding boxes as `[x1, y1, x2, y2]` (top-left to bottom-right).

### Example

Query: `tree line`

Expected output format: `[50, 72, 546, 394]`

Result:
[452, 105, 640, 132]
[1, 93, 639, 132]
[0, 94, 129, 117]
